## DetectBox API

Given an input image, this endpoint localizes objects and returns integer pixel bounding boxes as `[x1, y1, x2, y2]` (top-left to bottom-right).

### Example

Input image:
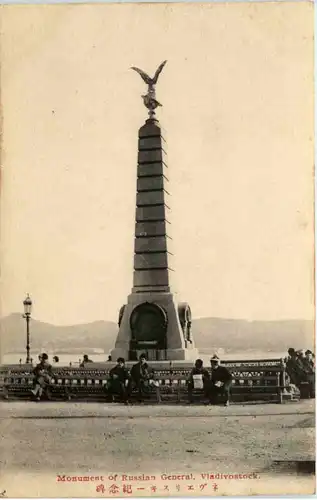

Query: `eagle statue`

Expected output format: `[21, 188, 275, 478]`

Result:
[131, 60, 167, 118]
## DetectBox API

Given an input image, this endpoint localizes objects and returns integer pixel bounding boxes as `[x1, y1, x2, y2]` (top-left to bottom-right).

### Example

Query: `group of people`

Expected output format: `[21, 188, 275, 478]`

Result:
[30, 351, 233, 404]
[108, 354, 232, 406]
[188, 355, 232, 406]
[30, 348, 315, 403]
[285, 348, 315, 398]
[108, 354, 156, 405]
[30, 352, 102, 401]
[30, 352, 159, 403]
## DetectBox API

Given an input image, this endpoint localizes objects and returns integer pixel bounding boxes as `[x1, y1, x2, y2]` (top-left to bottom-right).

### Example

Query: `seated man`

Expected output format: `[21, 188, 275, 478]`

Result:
[31, 353, 53, 401]
[187, 359, 210, 403]
[208, 355, 232, 407]
[108, 357, 130, 404]
[130, 354, 155, 403]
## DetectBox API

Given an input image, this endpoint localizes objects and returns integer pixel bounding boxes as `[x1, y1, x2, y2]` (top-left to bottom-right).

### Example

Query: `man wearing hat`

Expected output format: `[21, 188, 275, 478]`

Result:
[130, 353, 155, 403]
[305, 350, 315, 371]
[296, 349, 312, 378]
[285, 348, 303, 387]
[208, 355, 232, 406]
[108, 357, 131, 404]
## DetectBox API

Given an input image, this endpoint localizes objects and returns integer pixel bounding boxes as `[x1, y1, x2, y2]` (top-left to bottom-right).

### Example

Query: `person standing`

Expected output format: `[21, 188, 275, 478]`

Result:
[304, 350, 315, 398]
[305, 350, 315, 371]
[208, 355, 232, 407]
[286, 348, 303, 387]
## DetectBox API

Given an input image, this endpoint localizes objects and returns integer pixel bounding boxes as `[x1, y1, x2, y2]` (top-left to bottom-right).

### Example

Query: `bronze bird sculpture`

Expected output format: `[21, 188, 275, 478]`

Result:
[131, 60, 167, 118]
[142, 94, 162, 110]
[131, 60, 167, 89]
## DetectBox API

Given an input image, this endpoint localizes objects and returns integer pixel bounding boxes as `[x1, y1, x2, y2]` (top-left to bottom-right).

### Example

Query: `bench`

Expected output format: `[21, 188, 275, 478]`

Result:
[152, 360, 298, 404]
[0, 366, 156, 402]
[0, 365, 109, 401]
[0, 359, 299, 403]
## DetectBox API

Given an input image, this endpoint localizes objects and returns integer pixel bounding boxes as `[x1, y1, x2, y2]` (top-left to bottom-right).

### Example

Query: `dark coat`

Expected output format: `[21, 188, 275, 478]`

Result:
[33, 361, 53, 386]
[130, 362, 152, 384]
[210, 366, 232, 385]
[109, 365, 130, 384]
[286, 356, 307, 385]
[301, 357, 315, 375]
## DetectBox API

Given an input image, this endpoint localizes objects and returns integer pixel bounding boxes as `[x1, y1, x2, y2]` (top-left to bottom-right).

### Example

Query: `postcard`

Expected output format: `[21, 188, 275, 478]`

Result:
[0, 1, 314, 497]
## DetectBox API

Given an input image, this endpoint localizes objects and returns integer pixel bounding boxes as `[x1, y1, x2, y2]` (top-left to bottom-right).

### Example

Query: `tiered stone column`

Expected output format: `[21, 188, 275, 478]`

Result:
[111, 118, 198, 362]
[133, 119, 172, 293]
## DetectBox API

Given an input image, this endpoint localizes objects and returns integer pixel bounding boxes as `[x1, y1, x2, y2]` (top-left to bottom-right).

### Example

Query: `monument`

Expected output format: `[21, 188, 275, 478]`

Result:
[111, 61, 198, 362]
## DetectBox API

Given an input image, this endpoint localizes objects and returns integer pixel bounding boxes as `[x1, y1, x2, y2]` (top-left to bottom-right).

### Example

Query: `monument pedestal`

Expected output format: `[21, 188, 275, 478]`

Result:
[111, 292, 198, 361]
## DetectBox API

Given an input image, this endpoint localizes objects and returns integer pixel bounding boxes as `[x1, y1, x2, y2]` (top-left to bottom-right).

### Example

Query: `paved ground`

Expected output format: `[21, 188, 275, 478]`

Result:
[0, 400, 315, 497]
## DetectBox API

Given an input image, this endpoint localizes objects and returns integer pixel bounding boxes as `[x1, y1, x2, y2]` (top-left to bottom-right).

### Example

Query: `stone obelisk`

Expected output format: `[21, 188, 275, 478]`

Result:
[111, 61, 198, 362]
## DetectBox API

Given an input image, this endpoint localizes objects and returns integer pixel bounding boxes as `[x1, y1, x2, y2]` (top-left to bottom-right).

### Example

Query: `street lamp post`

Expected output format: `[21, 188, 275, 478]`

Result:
[23, 294, 32, 364]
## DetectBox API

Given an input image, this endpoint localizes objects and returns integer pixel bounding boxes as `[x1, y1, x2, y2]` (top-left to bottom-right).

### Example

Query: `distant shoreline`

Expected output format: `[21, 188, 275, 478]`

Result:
[2, 350, 289, 366]
[4, 349, 105, 355]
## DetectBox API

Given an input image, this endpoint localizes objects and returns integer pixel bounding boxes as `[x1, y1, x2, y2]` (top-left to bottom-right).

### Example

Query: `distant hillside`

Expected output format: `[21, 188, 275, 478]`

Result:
[191, 317, 314, 352]
[0, 313, 118, 354]
[0, 313, 314, 354]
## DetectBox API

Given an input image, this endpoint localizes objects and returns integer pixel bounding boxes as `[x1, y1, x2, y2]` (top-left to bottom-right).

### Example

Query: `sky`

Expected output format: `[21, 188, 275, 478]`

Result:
[0, 2, 314, 325]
